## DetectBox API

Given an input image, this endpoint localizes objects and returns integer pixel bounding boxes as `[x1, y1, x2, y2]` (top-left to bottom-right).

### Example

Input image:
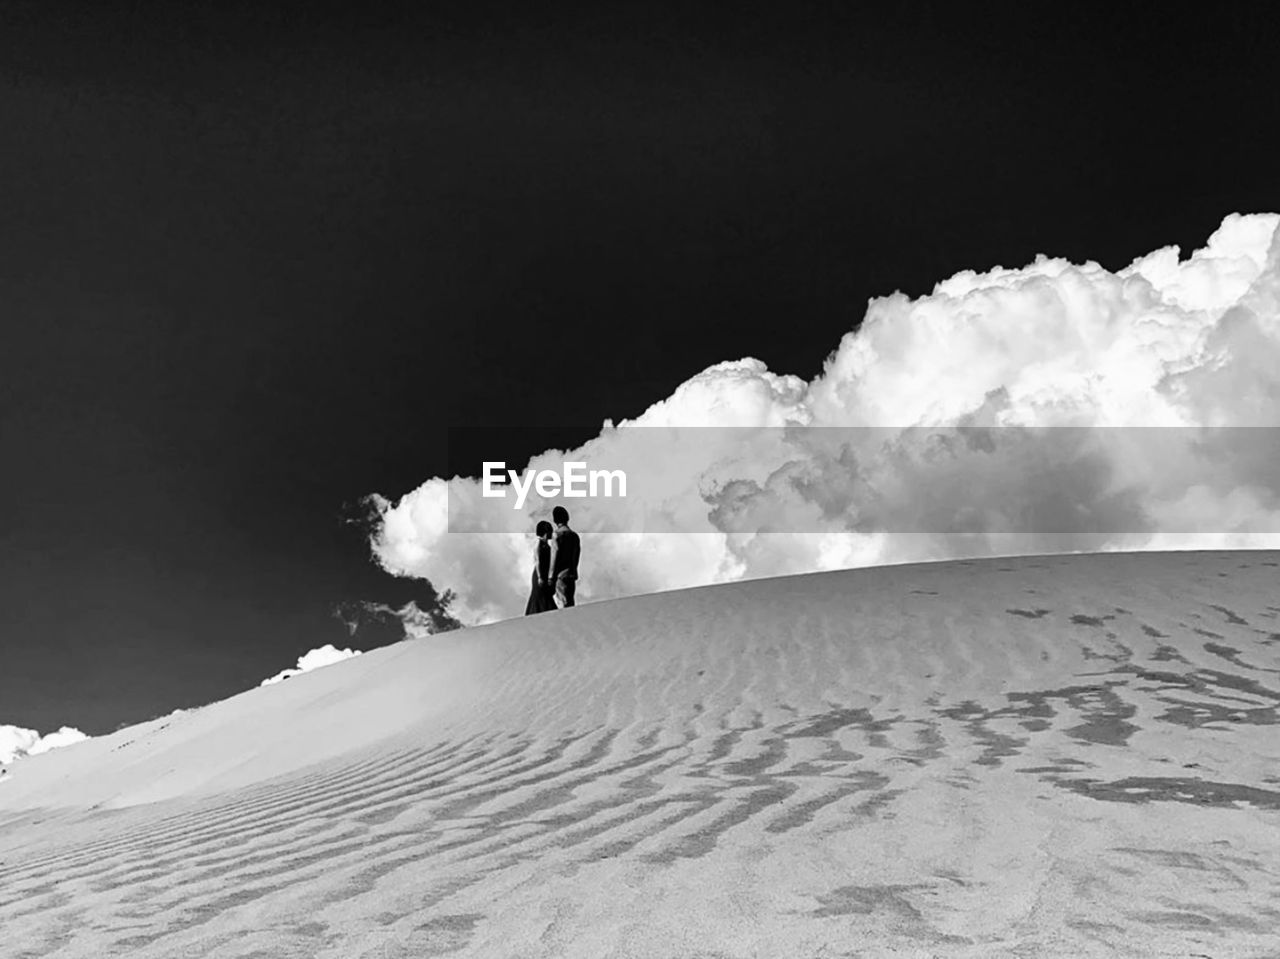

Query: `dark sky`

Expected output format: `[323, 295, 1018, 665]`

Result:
[3, 3, 1277, 733]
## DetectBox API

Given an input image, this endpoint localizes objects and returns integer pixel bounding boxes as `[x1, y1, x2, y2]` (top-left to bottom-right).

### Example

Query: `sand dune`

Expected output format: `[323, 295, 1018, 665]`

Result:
[3, 551, 1280, 957]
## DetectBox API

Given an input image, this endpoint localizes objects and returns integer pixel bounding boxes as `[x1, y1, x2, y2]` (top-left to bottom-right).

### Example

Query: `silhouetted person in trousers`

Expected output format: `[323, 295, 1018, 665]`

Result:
[545, 505, 581, 608]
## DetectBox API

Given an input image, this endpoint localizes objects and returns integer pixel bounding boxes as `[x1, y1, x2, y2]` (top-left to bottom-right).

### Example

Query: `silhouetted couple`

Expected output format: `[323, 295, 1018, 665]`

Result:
[525, 506, 580, 615]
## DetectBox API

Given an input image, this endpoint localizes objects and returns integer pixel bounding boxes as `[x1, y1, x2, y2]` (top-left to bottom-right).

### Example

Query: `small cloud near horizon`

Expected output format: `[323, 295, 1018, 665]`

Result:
[259, 643, 363, 686]
[0, 725, 90, 766]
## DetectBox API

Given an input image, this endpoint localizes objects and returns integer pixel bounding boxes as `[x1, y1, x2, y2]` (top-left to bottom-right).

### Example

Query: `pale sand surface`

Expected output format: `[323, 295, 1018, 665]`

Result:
[3, 550, 1280, 957]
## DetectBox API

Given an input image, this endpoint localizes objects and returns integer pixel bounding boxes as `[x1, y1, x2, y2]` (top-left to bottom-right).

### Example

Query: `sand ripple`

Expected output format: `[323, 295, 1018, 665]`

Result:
[2, 551, 1279, 957]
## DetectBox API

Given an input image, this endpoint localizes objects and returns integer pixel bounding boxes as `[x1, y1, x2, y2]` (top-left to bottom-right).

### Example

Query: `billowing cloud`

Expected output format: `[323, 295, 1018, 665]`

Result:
[1, 725, 89, 766]
[367, 213, 1280, 623]
[260, 644, 363, 686]
[335, 597, 462, 644]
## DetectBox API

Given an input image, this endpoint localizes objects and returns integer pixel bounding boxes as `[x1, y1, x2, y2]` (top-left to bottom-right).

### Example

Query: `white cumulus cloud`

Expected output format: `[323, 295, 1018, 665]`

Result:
[366, 213, 1280, 623]
[1, 725, 90, 765]
[259, 644, 363, 686]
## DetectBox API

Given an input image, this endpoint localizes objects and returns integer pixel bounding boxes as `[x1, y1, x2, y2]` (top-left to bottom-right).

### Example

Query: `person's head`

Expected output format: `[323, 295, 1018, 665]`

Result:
[552, 506, 570, 526]
[535, 520, 553, 540]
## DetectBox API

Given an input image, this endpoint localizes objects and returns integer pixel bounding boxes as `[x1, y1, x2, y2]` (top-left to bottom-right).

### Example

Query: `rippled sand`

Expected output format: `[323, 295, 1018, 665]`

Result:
[3, 550, 1279, 957]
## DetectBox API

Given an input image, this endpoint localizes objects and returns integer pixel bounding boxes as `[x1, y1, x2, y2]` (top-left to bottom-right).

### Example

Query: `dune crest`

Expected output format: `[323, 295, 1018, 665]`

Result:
[3, 551, 1279, 957]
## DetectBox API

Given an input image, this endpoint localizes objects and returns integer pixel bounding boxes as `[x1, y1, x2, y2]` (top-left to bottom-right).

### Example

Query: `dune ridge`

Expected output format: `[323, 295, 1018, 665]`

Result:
[3, 550, 1280, 957]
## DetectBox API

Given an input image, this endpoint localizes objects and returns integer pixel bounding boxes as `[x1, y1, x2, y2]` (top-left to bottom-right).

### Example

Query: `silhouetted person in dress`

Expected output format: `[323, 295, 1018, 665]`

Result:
[524, 520, 556, 615]
[545, 506, 580, 608]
